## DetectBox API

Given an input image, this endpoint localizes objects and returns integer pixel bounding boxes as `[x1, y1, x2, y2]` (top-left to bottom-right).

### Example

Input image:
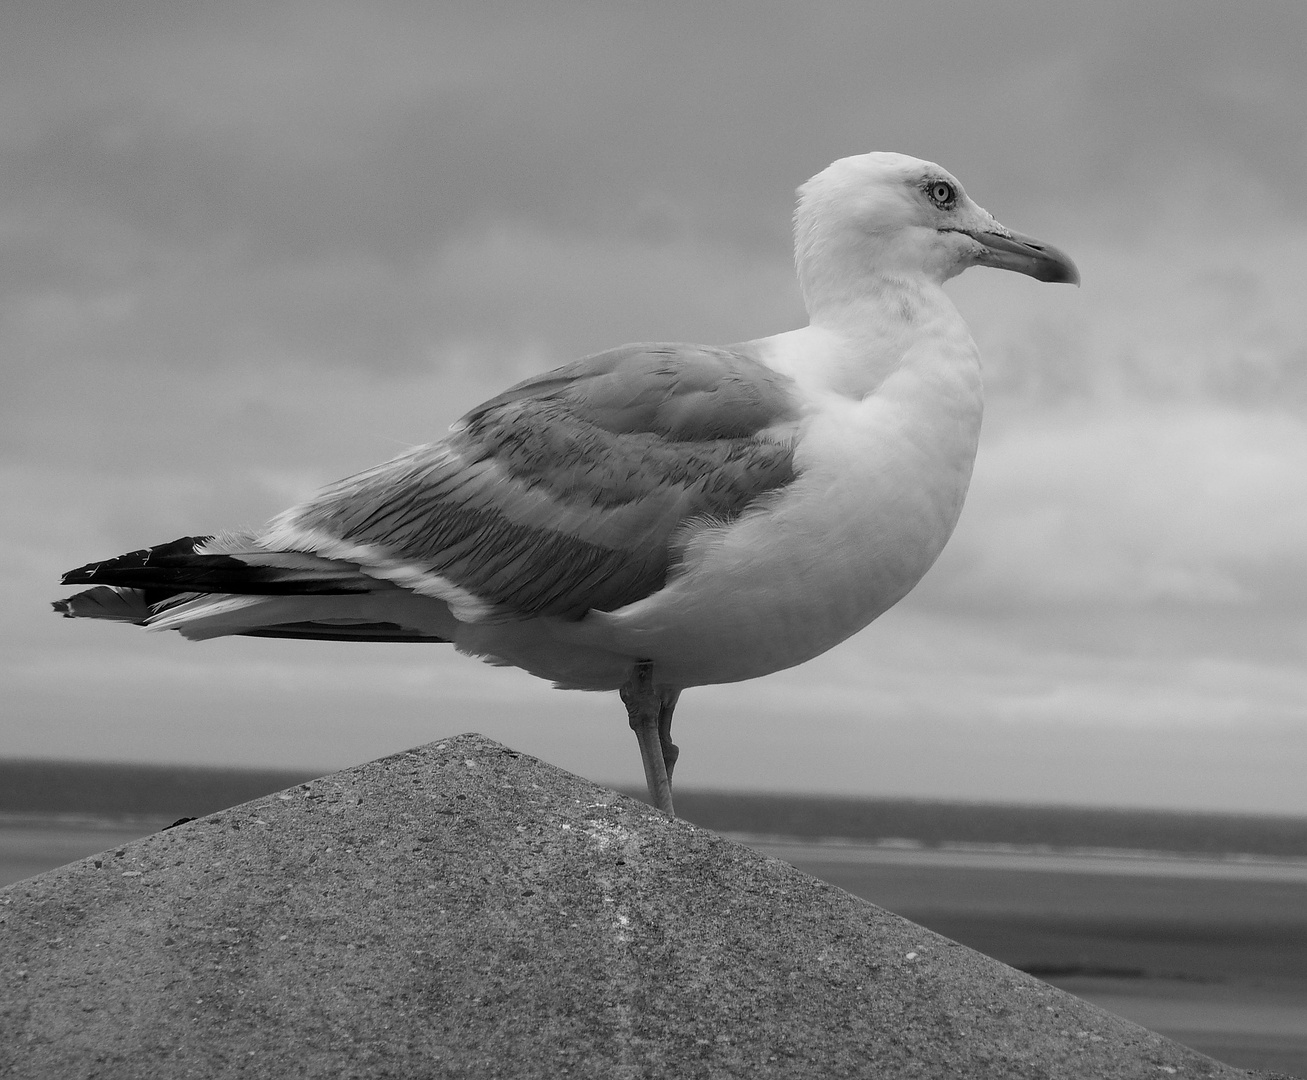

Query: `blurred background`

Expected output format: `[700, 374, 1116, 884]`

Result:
[5, 1, 1307, 811]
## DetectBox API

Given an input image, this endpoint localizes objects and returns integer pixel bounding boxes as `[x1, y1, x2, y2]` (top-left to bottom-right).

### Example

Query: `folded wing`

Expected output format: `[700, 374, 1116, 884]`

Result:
[56, 343, 803, 641]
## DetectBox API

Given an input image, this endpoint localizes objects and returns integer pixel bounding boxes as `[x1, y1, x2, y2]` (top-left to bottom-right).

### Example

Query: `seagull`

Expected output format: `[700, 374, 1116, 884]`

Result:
[55, 152, 1077, 816]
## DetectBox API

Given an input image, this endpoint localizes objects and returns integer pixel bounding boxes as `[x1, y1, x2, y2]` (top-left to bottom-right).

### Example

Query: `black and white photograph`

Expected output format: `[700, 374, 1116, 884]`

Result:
[2, 3, 1305, 1076]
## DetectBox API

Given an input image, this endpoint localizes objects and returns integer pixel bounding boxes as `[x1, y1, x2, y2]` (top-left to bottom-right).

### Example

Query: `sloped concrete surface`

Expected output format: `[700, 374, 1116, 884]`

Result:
[0, 734, 1281, 1078]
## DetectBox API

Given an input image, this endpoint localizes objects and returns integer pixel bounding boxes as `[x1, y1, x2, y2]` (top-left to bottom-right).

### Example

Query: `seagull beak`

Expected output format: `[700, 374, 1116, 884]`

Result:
[968, 228, 1080, 285]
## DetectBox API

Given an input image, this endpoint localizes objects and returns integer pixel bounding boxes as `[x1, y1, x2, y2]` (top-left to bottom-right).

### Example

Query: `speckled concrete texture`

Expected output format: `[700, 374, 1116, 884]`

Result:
[0, 734, 1280, 1079]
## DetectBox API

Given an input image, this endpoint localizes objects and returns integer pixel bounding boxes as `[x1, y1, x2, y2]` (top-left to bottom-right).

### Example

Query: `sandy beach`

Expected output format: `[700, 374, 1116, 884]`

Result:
[750, 839, 1307, 1075]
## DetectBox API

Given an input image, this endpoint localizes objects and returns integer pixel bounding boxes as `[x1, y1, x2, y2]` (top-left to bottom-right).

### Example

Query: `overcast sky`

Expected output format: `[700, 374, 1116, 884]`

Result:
[5, 1, 1307, 812]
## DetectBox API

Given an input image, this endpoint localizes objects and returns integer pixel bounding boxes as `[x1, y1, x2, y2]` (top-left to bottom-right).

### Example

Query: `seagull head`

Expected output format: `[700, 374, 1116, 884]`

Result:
[794, 152, 1078, 314]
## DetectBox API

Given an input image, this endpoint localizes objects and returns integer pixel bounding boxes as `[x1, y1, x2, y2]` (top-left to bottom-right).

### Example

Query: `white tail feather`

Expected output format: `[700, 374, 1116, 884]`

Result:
[147, 594, 273, 639]
[146, 589, 463, 641]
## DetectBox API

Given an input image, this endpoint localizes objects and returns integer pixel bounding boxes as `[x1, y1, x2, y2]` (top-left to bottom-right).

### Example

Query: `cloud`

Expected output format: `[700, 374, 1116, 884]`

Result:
[421, 223, 801, 359]
[924, 405, 1307, 610]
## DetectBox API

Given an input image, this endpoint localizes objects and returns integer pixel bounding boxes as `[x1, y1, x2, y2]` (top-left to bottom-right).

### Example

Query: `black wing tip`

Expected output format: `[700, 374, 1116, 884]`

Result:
[51, 585, 154, 624]
[239, 621, 452, 643]
[60, 536, 214, 585]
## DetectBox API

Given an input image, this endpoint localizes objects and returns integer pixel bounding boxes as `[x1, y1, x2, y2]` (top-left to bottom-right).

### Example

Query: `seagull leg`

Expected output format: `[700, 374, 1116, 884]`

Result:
[658, 688, 680, 783]
[621, 661, 676, 816]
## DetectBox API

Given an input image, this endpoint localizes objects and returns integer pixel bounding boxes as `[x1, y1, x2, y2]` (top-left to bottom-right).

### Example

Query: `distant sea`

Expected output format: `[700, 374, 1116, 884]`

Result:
[3, 760, 1305, 1076]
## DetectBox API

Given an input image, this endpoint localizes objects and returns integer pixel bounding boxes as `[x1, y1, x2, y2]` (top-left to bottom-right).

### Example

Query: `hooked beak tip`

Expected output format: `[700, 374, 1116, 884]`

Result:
[969, 228, 1080, 286]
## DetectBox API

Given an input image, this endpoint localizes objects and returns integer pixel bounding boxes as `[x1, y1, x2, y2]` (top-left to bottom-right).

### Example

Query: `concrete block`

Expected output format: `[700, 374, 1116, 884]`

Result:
[0, 734, 1277, 1078]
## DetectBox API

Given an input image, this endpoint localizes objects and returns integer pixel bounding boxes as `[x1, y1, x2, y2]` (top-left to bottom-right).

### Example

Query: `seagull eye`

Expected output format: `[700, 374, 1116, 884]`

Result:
[927, 181, 956, 208]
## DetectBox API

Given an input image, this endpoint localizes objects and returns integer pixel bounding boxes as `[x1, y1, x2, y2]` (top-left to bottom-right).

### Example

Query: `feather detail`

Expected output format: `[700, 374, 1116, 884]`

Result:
[52, 586, 151, 624]
[144, 588, 461, 642]
[269, 342, 802, 621]
[60, 535, 376, 596]
[258, 521, 498, 622]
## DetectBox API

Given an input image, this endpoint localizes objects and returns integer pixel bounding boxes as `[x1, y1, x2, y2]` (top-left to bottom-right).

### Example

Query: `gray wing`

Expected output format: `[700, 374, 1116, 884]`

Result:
[269, 343, 802, 620]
